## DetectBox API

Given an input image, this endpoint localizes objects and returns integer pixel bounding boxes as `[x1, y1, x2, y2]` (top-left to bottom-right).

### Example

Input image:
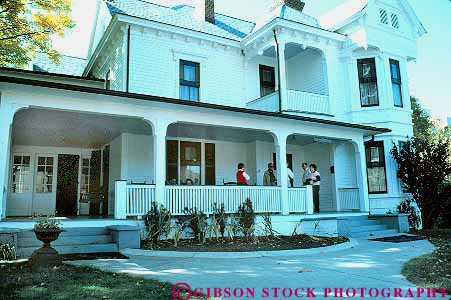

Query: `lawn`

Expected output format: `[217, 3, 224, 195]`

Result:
[402, 229, 451, 294]
[0, 261, 180, 300]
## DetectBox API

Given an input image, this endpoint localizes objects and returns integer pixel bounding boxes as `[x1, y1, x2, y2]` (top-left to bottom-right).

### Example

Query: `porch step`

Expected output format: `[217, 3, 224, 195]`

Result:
[16, 227, 119, 258]
[339, 216, 400, 238]
[17, 243, 118, 258]
[351, 229, 399, 238]
[18, 234, 113, 247]
[349, 224, 387, 233]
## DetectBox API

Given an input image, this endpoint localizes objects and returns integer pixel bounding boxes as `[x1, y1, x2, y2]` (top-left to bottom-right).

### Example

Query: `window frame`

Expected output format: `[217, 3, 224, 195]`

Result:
[389, 59, 403, 107]
[364, 140, 388, 194]
[179, 60, 200, 102]
[357, 58, 380, 107]
[259, 64, 276, 97]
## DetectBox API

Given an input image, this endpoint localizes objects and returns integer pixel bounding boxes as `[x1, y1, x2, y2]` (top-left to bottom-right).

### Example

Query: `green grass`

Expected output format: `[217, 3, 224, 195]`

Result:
[0, 262, 177, 300]
[401, 229, 451, 294]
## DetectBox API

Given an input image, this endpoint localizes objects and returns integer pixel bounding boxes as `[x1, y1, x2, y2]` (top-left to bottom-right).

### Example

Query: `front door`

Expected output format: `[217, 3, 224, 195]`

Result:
[56, 154, 80, 216]
[33, 154, 56, 215]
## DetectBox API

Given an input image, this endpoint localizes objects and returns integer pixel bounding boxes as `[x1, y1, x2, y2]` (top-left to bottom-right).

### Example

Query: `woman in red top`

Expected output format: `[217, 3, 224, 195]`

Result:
[236, 163, 250, 185]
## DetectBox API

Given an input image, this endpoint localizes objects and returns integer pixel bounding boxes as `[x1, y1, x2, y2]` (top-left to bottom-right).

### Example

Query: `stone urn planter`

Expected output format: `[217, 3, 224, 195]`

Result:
[29, 216, 63, 271]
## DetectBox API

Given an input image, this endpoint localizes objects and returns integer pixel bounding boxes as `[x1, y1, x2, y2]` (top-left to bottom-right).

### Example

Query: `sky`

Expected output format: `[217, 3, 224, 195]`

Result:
[52, 0, 451, 120]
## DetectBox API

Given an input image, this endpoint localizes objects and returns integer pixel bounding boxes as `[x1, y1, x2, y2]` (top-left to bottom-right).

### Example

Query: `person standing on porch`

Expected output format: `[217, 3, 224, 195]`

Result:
[287, 166, 295, 187]
[263, 163, 277, 186]
[236, 163, 250, 185]
[309, 163, 321, 213]
[302, 162, 312, 185]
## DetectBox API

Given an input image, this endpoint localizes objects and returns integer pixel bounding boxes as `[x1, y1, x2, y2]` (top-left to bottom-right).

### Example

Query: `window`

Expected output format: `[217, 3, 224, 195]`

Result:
[80, 158, 91, 194]
[365, 141, 387, 194]
[35, 156, 54, 193]
[357, 58, 379, 107]
[379, 9, 389, 24]
[179, 60, 200, 101]
[180, 142, 201, 185]
[391, 13, 400, 29]
[390, 59, 403, 107]
[11, 155, 31, 193]
[166, 140, 179, 184]
[259, 65, 276, 97]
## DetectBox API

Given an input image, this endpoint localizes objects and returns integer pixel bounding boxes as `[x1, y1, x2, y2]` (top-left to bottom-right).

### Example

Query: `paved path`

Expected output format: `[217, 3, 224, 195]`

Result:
[70, 238, 440, 299]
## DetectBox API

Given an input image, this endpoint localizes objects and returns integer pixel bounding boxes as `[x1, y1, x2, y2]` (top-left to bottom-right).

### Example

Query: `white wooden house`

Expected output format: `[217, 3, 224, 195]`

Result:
[0, 0, 425, 242]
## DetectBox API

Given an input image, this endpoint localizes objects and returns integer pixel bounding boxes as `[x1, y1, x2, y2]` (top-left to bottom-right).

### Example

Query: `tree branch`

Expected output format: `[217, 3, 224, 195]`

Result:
[0, 30, 50, 41]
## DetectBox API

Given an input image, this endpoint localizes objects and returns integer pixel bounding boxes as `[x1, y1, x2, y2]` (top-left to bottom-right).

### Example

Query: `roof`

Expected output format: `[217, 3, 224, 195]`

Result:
[32, 52, 88, 77]
[105, 0, 255, 40]
[0, 74, 391, 135]
[319, 0, 368, 30]
[105, 0, 321, 41]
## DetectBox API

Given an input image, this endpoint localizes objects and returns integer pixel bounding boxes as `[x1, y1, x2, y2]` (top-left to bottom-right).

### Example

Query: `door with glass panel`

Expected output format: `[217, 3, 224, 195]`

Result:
[7, 154, 33, 216]
[32, 155, 56, 215]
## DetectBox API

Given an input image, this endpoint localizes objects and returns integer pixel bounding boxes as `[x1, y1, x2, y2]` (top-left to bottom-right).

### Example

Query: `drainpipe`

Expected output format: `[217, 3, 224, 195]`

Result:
[126, 25, 131, 92]
[273, 29, 282, 113]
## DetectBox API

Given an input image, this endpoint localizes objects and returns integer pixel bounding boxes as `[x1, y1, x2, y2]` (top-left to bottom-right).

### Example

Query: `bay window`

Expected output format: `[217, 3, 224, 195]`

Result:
[358, 58, 379, 107]
[365, 141, 387, 194]
[390, 59, 403, 107]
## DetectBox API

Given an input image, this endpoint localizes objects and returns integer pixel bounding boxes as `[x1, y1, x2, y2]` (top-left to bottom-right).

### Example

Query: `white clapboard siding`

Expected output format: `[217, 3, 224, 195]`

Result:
[165, 186, 282, 215]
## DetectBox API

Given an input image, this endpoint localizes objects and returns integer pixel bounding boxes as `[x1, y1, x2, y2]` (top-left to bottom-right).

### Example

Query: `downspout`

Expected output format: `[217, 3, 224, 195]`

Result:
[126, 25, 131, 92]
[273, 29, 282, 113]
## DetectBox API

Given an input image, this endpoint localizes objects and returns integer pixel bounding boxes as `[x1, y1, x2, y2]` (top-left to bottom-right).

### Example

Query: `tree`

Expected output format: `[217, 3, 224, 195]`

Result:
[411, 96, 434, 139]
[0, 0, 74, 67]
[391, 131, 451, 229]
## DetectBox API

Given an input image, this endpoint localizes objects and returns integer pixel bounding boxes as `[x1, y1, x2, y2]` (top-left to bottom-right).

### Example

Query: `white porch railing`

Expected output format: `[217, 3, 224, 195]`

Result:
[246, 90, 330, 115]
[338, 188, 360, 211]
[126, 184, 156, 216]
[165, 186, 282, 215]
[286, 90, 330, 115]
[288, 186, 314, 214]
[246, 92, 279, 112]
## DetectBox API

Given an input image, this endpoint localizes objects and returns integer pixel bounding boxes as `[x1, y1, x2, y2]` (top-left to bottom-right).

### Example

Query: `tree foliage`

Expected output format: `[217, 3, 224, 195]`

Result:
[0, 0, 74, 67]
[411, 96, 434, 139]
[391, 131, 451, 229]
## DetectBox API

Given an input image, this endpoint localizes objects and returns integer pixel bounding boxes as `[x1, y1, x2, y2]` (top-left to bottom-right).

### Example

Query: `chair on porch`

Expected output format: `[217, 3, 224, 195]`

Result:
[79, 189, 105, 216]
[223, 179, 237, 186]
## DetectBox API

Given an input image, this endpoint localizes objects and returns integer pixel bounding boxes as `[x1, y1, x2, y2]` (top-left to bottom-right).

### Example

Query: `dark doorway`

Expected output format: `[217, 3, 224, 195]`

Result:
[56, 154, 80, 216]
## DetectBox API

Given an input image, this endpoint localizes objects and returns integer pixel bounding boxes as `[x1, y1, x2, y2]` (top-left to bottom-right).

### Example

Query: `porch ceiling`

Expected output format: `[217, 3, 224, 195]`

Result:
[12, 108, 152, 148]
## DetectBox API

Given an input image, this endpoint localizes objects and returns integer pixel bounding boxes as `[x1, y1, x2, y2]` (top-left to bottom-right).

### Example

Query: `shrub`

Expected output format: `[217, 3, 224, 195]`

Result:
[213, 203, 226, 238]
[0, 243, 16, 261]
[183, 207, 208, 243]
[436, 182, 451, 228]
[262, 214, 278, 238]
[397, 199, 421, 231]
[144, 202, 171, 244]
[236, 198, 255, 240]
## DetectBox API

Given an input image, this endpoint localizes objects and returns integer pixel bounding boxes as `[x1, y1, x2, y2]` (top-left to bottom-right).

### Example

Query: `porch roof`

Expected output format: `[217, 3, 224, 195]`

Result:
[0, 74, 391, 136]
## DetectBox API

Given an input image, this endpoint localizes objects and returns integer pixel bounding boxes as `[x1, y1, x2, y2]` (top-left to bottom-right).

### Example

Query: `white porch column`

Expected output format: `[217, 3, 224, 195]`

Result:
[152, 121, 170, 207]
[0, 102, 19, 220]
[353, 139, 370, 212]
[324, 49, 339, 115]
[277, 39, 288, 112]
[114, 180, 127, 219]
[275, 131, 289, 215]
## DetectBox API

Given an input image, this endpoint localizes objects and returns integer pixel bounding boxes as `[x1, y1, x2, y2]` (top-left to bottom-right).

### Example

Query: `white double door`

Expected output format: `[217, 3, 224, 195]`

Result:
[8, 153, 57, 216]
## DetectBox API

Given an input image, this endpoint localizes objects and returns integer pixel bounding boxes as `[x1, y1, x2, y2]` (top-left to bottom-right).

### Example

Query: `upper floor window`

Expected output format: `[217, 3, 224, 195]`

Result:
[180, 60, 200, 101]
[390, 59, 403, 107]
[365, 141, 387, 194]
[391, 13, 400, 29]
[357, 58, 379, 107]
[379, 9, 389, 25]
[259, 65, 275, 97]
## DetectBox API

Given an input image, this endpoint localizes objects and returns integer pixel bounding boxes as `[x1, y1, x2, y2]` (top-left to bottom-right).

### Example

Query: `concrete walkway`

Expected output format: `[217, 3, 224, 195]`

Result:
[70, 238, 439, 298]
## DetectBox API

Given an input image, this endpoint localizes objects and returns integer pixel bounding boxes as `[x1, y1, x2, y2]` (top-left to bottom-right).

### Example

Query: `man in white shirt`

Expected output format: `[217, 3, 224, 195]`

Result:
[302, 162, 312, 185]
[287, 167, 294, 187]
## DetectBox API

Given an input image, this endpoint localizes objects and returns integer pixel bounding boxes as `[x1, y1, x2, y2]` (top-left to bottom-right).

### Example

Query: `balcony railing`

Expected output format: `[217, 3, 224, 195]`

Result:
[247, 90, 330, 115]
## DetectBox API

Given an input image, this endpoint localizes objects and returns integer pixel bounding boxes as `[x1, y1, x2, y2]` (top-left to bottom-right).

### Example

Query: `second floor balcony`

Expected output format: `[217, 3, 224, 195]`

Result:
[247, 90, 330, 115]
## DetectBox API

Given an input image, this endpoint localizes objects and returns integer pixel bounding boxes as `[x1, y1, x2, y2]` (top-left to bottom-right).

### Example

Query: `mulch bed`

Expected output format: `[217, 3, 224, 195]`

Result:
[142, 235, 349, 252]
[370, 234, 424, 243]
[61, 252, 128, 261]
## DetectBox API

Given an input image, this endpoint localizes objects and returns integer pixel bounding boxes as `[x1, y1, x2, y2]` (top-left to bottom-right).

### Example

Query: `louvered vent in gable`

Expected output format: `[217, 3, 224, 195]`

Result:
[379, 9, 388, 24]
[391, 13, 400, 29]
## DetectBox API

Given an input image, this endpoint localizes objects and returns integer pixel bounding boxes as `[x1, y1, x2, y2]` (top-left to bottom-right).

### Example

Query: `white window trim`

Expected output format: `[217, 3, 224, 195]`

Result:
[172, 49, 207, 101]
